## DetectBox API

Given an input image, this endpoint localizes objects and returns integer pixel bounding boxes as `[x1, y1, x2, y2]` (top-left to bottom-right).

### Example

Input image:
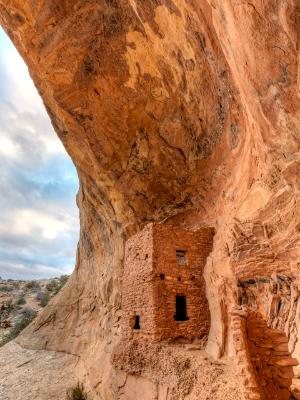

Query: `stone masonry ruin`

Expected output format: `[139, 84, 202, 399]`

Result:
[231, 275, 300, 400]
[2, 1, 300, 399]
[121, 223, 214, 341]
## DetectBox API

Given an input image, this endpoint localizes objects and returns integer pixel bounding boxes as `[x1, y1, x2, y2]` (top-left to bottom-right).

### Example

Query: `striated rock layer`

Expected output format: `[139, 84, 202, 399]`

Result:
[0, 1, 300, 399]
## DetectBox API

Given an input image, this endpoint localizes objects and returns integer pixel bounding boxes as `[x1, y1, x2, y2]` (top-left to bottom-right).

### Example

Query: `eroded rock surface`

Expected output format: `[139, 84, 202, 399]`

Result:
[0, 341, 78, 400]
[0, 0, 300, 399]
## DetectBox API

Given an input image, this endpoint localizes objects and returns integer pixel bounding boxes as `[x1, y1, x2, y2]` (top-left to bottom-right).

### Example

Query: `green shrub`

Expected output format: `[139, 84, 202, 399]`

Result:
[0, 286, 13, 292]
[0, 308, 37, 347]
[15, 296, 26, 305]
[66, 382, 87, 400]
[46, 275, 69, 295]
[55, 275, 69, 294]
[59, 275, 69, 286]
[3, 299, 17, 313]
[39, 291, 51, 307]
[25, 281, 40, 291]
[46, 279, 58, 292]
[35, 275, 70, 309]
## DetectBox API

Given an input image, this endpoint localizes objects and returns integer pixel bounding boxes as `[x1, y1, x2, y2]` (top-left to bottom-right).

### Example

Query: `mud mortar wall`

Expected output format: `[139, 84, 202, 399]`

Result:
[152, 224, 214, 340]
[246, 312, 296, 400]
[122, 223, 214, 341]
[231, 276, 300, 400]
[122, 224, 155, 339]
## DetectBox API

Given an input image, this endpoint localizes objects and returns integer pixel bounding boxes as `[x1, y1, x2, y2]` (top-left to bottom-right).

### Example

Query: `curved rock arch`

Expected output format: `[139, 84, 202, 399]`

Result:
[0, 1, 300, 399]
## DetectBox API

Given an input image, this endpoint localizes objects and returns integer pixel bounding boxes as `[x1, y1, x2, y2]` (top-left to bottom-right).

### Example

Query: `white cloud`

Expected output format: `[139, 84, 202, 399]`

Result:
[0, 132, 19, 158]
[41, 134, 66, 154]
[10, 209, 71, 240]
[0, 28, 79, 280]
[0, 260, 74, 280]
[0, 40, 44, 115]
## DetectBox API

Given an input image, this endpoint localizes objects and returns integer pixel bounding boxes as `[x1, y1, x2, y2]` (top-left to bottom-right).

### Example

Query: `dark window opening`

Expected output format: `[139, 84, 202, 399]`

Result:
[159, 273, 165, 280]
[277, 299, 282, 313]
[177, 276, 181, 281]
[133, 315, 140, 330]
[174, 295, 188, 321]
[176, 250, 186, 266]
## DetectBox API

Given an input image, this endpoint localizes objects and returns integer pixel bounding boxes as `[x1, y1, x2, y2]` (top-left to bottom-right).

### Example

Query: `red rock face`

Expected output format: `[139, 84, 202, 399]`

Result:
[0, 1, 300, 399]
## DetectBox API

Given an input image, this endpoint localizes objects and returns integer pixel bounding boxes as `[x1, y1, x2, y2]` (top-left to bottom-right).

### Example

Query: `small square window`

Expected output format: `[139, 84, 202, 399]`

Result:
[176, 250, 186, 266]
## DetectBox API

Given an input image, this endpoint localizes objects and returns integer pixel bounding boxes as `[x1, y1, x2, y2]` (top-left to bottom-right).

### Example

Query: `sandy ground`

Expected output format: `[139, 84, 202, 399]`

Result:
[0, 341, 79, 400]
[0, 341, 242, 400]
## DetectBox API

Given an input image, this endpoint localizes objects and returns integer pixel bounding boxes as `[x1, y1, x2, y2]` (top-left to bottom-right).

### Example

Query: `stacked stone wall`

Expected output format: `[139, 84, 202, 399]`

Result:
[121, 223, 214, 341]
[231, 275, 300, 400]
[231, 307, 263, 400]
[121, 224, 155, 339]
[246, 312, 297, 400]
[152, 224, 214, 340]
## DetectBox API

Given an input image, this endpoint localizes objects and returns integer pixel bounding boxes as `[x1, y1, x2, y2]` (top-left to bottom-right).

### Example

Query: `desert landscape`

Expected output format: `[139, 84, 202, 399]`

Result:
[0, 276, 68, 344]
[0, 277, 80, 400]
[0, 0, 300, 399]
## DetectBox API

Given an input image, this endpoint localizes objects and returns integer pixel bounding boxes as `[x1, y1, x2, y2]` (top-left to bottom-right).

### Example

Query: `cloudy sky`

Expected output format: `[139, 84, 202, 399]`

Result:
[0, 28, 79, 280]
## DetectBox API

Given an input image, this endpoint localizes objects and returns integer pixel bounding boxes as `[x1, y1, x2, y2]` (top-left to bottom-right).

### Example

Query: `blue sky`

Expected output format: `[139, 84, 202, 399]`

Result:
[0, 28, 79, 280]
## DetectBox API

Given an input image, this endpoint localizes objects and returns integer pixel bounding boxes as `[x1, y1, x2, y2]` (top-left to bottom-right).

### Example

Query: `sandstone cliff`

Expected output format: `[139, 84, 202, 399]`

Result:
[0, 1, 300, 399]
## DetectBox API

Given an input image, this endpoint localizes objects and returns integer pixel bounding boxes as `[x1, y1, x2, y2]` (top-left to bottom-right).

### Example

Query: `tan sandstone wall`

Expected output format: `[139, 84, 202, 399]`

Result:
[0, 1, 299, 399]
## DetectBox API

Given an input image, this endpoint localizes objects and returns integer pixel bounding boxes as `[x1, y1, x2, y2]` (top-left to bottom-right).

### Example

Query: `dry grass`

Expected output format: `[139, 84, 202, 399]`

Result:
[66, 382, 87, 400]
